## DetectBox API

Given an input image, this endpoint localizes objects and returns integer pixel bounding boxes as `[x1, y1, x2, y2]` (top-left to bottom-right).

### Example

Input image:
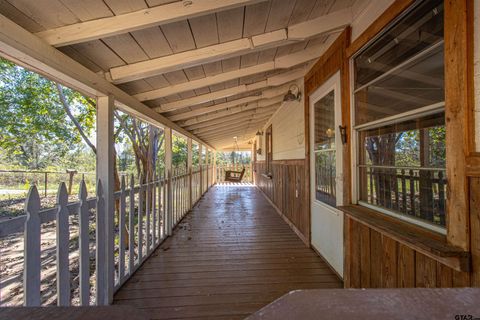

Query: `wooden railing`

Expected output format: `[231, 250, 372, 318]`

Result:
[0, 167, 214, 307]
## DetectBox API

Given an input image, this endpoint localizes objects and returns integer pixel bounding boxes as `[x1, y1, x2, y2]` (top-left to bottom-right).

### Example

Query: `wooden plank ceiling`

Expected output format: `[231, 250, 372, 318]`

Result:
[0, 0, 357, 149]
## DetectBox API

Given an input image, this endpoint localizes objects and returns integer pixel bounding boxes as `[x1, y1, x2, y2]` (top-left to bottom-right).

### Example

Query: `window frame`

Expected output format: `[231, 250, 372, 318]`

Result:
[349, 0, 447, 234]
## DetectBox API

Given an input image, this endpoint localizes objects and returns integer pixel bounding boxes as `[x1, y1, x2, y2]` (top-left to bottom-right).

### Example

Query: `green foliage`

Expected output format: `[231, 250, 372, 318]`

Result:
[216, 151, 251, 165]
[0, 58, 96, 170]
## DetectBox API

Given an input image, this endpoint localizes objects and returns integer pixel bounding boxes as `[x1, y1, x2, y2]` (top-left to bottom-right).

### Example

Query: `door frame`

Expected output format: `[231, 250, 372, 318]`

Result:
[309, 70, 344, 277]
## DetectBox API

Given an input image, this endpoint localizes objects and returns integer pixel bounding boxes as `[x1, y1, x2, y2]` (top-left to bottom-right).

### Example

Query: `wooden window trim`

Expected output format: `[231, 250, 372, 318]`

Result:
[345, 0, 474, 251]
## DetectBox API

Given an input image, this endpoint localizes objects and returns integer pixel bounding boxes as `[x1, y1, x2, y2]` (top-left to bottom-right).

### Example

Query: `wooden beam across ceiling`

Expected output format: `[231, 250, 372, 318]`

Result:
[192, 115, 271, 135]
[156, 71, 301, 113]
[108, 11, 347, 83]
[133, 43, 328, 101]
[148, 68, 304, 110]
[35, 0, 266, 47]
[168, 94, 284, 122]
[0, 13, 215, 150]
[184, 109, 275, 131]
[178, 103, 280, 127]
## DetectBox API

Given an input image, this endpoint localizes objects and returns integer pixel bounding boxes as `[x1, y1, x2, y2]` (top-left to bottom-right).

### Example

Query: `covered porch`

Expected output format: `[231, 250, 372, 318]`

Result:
[113, 184, 341, 319]
[0, 0, 480, 319]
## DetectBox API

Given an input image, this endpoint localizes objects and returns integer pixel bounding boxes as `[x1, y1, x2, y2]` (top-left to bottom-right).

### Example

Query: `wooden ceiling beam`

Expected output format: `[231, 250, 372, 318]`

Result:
[168, 94, 284, 121]
[35, 0, 265, 47]
[179, 103, 280, 126]
[150, 68, 304, 111]
[109, 14, 344, 83]
[184, 109, 274, 131]
[200, 126, 259, 140]
[192, 115, 271, 135]
[0, 13, 215, 150]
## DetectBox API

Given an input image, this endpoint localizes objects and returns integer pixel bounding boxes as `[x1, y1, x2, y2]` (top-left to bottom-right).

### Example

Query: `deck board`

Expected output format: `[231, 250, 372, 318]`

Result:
[114, 184, 342, 319]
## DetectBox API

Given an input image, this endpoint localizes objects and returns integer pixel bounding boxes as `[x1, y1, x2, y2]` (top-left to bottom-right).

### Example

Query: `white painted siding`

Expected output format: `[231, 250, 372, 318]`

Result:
[475, 0, 480, 151]
[256, 80, 305, 161]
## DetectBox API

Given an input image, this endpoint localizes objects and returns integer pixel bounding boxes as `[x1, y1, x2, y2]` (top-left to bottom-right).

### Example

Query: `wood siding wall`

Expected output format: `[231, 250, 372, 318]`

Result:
[344, 175, 480, 288]
[254, 160, 309, 245]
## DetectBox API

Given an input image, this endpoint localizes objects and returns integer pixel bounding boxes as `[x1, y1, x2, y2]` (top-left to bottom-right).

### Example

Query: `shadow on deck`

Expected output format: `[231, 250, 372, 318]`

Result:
[114, 184, 342, 320]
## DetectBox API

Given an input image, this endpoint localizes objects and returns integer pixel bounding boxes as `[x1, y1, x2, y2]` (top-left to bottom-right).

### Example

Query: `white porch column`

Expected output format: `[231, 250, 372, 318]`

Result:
[205, 148, 209, 189]
[164, 127, 173, 235]
[214, 151, 217, 184]
[187, 138, 192, 209]
[199, 144, 204, 194]
[96, 95, 115, 305]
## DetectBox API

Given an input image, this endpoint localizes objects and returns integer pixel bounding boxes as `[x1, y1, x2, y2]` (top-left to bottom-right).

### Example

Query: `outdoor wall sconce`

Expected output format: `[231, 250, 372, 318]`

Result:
[283, 84, 302, 102]
[339, 125, 347, 144]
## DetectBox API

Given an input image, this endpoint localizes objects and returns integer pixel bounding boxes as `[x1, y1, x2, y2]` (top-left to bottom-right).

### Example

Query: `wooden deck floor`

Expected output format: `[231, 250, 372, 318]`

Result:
[114, 184, 342, 320]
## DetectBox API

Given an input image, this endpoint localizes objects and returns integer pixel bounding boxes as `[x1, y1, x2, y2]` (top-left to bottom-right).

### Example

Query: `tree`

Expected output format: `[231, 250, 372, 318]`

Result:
[0, 59, 95, 170]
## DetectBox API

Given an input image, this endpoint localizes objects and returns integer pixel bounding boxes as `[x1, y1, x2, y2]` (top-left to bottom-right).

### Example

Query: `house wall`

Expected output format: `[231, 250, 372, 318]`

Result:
[255, 80, 305, 161]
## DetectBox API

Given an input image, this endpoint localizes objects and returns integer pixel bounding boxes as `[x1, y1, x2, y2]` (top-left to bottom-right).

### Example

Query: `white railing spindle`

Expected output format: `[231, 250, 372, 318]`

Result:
[128, 174, 135, 275]
[23, 186, 41, 306]
[56, 183, 70, 306]
[95, 180, 106, 306]
[119, 176, 126, 282]
[78, 180, 90, 306]
[138, 175, 144, 261]
[146, 175, 151, 254]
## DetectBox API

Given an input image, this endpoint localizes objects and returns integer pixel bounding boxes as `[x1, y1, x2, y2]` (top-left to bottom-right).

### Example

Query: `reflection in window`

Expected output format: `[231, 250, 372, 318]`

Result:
[358, 114, 446, 226]
[353, 0, 446, 229]
[314, 91, 336, 206]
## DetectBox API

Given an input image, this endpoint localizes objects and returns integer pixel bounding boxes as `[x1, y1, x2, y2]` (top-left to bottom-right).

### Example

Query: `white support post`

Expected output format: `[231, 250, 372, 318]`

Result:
[205, 147, 210, 192]
[214, 151, 217, 184]
[187, 138, 193, 210]
[199, 144, 204, 194]
[165, 127, 173, 236]
[96, 95, 115, 305]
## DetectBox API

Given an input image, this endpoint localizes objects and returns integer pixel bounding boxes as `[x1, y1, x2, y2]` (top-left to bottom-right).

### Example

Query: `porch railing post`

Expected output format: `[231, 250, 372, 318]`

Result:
[96, 95, 115, 305]
[187, 138, 192, 210]
[165, 127, 173, 236]
[199, 144, 204, 195]
[213, 151, 217, 184]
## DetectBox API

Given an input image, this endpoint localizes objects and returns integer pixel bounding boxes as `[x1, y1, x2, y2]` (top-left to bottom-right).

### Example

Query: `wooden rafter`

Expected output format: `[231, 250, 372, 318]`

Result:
[184, 109, 275, 131]
[108, 15, 344, 83]
[148, 68, 304, 111]
[192, 115, 271, 135]
[35, 0, 265, 47]
[179, 103, 280, 126]
[168, 95, 284, 122]
[157, 77, 298, 113]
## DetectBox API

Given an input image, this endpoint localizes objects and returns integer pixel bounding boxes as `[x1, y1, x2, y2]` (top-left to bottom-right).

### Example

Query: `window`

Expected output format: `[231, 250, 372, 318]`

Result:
[314, 91, 336, 206]
[265, 125, 272, 175]
[353, 0, 446, 231]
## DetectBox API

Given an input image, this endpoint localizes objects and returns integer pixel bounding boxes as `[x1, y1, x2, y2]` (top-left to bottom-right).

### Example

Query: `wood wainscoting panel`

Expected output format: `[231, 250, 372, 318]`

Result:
[254, 160, 309, 246]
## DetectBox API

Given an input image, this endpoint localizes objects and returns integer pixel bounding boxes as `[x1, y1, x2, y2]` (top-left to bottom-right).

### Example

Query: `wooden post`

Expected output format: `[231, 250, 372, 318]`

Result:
[199, 144, 204, 194]
[187, 138, 193, 210]
[96, 95, 115, 305]
[78, 180, 90, 306]
[66, 169, 77, 195]
[165, 127, 173, 236]
[205, 147, 210, 192]
[56, 183, 70, 306]
[44, 172, 48, 197]
[213, 151, 217, 184]
[23, 186, 41, 306]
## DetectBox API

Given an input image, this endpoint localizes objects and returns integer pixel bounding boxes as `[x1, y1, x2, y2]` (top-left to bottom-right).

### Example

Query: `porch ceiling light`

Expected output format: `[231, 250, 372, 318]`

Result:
[283, 84, 301, 102]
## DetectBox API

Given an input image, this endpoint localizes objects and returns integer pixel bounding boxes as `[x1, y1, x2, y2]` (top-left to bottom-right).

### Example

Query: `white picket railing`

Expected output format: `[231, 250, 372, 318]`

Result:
[0, 167, 215, 307]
